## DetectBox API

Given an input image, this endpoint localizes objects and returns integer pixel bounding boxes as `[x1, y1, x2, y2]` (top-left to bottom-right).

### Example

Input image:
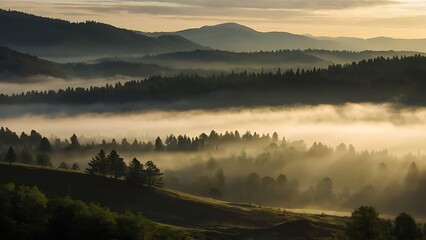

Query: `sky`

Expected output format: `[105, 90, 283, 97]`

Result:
[2, 0, 426, 38]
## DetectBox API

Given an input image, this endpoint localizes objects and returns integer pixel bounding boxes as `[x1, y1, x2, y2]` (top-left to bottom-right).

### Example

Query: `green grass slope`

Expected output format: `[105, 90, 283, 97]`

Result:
[0, 164, 348, 239]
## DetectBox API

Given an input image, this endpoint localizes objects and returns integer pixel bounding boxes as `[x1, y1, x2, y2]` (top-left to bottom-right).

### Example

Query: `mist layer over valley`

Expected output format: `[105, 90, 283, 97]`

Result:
[2, 103, 426, 154]
[2, 104, 426, 218]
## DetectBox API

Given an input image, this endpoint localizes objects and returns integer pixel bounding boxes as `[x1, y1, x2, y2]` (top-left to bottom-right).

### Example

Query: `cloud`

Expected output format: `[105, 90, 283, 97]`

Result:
[3, 0, 425, 38]
[107, 0, 395, 10]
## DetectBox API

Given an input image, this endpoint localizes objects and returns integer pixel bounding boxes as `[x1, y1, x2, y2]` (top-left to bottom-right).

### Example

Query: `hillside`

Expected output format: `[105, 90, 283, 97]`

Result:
[139, 49, 419, 70]
[0, 164, 348, 239]
[0, 46, 65, 79]
[170, 23, 337, 52]
[141, 49, 331, 69]
[0, 9, 207, 58]
[3, 56, 426, 107]
[0, 46, 176, 81]
[145, 22, 426, 53]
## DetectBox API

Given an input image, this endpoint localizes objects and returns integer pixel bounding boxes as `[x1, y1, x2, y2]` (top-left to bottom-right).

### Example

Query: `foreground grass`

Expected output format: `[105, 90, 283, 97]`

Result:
[0, 163, 348, 239]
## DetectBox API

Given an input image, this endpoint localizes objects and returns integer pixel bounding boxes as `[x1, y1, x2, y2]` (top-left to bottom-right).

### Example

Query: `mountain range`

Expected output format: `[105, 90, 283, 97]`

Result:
[0, 9, 207, 59]
[144, 23, 426, 53]
[2, 9, 425, 61]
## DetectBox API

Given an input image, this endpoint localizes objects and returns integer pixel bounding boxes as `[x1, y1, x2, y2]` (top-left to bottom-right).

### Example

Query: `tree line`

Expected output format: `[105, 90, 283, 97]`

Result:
[1, 55, 426, 106]
[347, 206, 424, 240]
[0, 126, 280, 158]
[85, 149, 164, 188]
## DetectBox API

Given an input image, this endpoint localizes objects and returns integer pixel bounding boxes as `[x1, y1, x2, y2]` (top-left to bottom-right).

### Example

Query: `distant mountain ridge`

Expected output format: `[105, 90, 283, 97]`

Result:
[0, 9, 208, 58]
[0, 46, 173, 81]
[1, 46, 421, 82]
[144, 22, 426, 53]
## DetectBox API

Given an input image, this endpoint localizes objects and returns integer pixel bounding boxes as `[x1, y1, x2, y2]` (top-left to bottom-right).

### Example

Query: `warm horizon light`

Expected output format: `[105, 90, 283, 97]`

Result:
[2, 0, 426, 39]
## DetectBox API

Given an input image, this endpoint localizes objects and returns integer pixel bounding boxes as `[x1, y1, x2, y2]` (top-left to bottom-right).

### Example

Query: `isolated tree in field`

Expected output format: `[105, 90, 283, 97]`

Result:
[394, 213, 423, 240]
[346, 206, 382, 240]
[126, 158, 145, 186]
[107, 150, 127, 179]
[85, 149, 107, 176]
[145, 161, 164, 188]
[38, 137, 52, 153]
[155, 137, 164, 151]
[5, 146, 17, 165]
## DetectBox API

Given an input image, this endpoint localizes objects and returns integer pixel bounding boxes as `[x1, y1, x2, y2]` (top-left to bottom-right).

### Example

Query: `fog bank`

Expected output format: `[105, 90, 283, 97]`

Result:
[1, 103, 426, 155]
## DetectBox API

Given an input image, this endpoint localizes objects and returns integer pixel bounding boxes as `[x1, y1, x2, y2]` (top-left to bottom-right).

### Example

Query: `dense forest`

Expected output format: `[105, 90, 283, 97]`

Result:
[2, 56, 426, 107]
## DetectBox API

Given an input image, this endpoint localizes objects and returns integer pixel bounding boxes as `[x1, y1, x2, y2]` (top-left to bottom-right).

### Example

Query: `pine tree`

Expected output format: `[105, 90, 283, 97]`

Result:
[69, 134, 80, 149]
[145, 161, 164, 188]
[38, 137, 52, 153]
[5, 146, 17, 165]
[155, 137, 164, 151]
[107, 150, 126, 179]
[85, 149, 107, 176]
[126, 158, 145, 186]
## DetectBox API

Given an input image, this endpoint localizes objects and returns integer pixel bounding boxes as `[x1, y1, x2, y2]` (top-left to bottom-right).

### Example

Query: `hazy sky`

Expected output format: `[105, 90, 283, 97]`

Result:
[2, 0, 426, 38]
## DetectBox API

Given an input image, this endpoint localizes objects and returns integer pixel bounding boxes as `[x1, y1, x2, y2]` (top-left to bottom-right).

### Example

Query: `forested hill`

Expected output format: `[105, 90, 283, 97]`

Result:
[0, 9, 207, 57]
[0, 46, 177, 80]
[0, 46, 65, 79]
[139, 49, 420, 69]
[2, 56, 426, 107]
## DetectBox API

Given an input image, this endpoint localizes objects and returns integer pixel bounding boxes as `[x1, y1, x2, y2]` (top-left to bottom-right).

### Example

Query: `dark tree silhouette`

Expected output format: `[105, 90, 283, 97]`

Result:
[145, 161, 164, 188]
[155, 137, 164, 151]
[69, 134, 80, 149]
[107, 150, 127, 179]
[5, 146, 17, 165]
[85, 149, 107, 176]
[394, 213, 423, 240]
[346, 206, 382, 240]
[126, 157, 145, 187]
[38, 137, 52, 153]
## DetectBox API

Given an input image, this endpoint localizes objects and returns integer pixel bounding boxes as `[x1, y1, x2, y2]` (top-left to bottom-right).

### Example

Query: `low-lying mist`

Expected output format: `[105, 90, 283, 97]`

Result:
[1, 103, 426, 155]
[0, 76, 134, 94]
[2, 103, 426, 217]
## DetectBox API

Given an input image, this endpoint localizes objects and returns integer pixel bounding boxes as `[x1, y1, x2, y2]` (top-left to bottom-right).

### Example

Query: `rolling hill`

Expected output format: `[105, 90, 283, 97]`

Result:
[139, 49, 420, 70]
[145, 22, 426, 53]
[140, 49, 332, 69]
[0, 46, 174, 81]
[0, 46, 66, 80]
[0, 164, 348, 239]
[0, 9, 208, 58]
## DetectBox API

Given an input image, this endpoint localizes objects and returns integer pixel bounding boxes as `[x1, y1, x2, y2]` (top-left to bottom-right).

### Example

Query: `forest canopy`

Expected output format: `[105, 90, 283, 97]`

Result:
[2, 55, 426, 108]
